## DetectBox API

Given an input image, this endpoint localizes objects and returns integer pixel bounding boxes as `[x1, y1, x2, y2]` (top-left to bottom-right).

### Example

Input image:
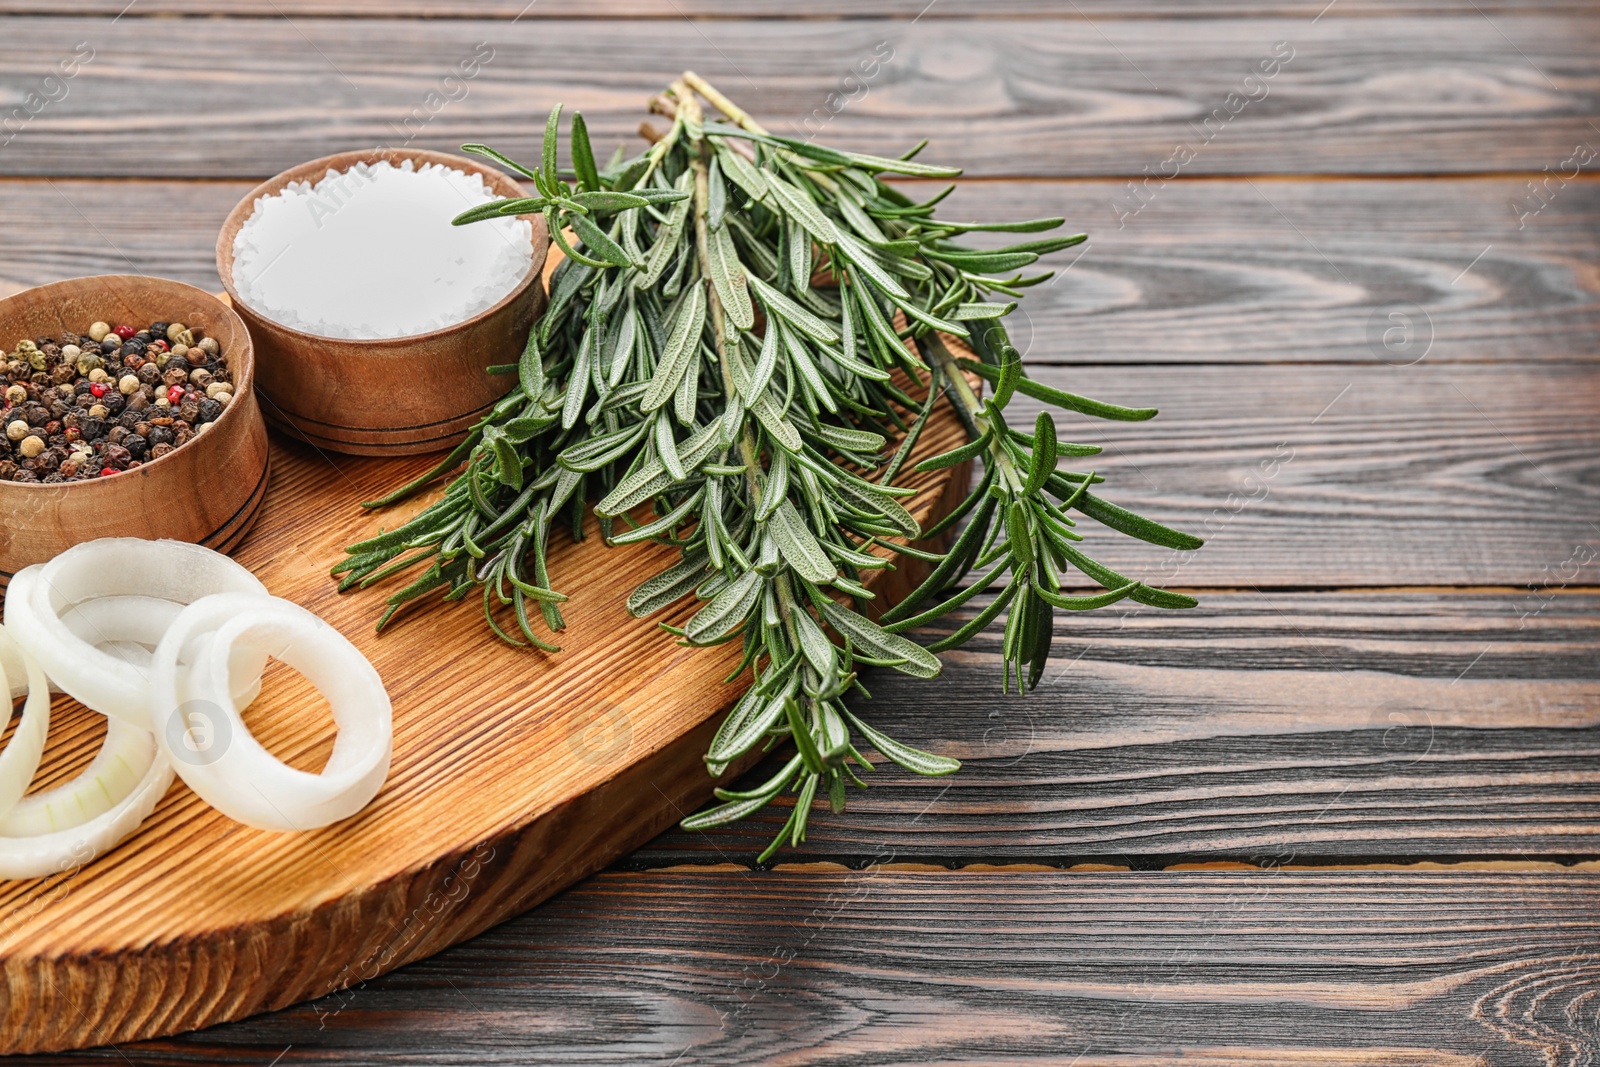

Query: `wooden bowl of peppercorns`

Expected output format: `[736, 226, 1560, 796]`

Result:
[0, 275, 269, 588]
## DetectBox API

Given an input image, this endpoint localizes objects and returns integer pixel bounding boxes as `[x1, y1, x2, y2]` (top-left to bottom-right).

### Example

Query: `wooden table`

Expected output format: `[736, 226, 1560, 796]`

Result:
[2, 1, 1598, 1061]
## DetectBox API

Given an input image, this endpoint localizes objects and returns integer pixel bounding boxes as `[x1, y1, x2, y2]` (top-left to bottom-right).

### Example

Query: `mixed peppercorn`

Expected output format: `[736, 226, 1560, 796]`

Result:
[0, 319, 235, 483]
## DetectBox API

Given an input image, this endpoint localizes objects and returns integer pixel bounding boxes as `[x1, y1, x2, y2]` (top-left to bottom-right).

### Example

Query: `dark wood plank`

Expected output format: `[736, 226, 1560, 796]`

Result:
[3, 181, 1596, 585]
[8, 177, 1595, 365]
[5, 0, 1595, 16]
[637, 592, 1600, 866]
[1021, 361, 1599, 588]
[0, 16, 1595, 177]
[13, 869, 1600, 1065]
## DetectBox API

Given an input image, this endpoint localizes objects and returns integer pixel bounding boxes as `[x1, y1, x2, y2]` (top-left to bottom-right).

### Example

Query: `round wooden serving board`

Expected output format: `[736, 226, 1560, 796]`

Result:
[0, 382, 972, 1052]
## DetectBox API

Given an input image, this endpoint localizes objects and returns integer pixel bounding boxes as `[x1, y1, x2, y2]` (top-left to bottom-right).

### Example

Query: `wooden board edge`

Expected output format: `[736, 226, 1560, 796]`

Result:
[0, 458, 974, 1054]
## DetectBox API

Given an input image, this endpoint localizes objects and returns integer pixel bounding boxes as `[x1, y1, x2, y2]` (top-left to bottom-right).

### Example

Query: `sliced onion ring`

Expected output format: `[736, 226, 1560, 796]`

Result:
[0, 609, 172, 878]
[0, 624, 50, 821]
[58, 596, 264, 709]
[0, 631, 29, 702]
[5, 541, 267, 728]
[150, 593, 392, 831]
[0, 735, 172, 881]
[0, 718, 158, 837]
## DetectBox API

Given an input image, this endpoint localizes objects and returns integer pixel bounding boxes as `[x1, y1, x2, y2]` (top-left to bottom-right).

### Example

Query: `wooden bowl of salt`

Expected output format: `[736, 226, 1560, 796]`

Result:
[217, 149, 550, 456]
[0, 275, 269, 586]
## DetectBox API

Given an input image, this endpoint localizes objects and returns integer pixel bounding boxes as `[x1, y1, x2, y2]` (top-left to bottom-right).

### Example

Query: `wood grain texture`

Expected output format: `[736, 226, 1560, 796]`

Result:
[8, 177, 1596, 367]
[9, 869, 1598, 1066]
[0, 275, 268, 577]
[1, 2, 1597, 1060]
[637, 592, 1600, 866]
[5, 1, 1595, 16]
[0, 16, 1595, 178]
[215, 149, 550, 455]
[0, 405, 969, 1053]
[1005, 361, 1598, 589]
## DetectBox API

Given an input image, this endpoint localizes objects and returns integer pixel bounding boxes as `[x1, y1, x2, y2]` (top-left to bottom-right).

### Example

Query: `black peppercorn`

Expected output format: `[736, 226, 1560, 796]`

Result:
[7, 319, 229, 480]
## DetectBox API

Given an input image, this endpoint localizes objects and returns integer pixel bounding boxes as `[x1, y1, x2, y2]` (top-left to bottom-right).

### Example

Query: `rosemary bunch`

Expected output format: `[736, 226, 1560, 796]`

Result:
[335, 73, 1202, 860]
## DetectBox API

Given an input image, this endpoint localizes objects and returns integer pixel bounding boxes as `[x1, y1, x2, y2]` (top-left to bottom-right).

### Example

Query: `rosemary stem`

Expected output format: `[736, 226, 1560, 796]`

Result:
[922, 334, 1025, 494]
[681, 71, 845, 201]
[679, 80, 766, 510]
[682, 71, 769, 136]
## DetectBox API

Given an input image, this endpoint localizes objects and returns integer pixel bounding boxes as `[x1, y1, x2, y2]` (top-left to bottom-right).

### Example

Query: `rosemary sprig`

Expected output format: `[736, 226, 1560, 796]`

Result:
[334, 73, 1202, 861]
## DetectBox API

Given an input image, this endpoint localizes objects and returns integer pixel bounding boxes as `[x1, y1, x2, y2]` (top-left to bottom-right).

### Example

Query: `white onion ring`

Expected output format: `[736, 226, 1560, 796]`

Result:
[0, 597, 250, 838]
[0, 718, 158, 836]
[58, 596, 264, 709]
[150, 593, 392, 831]
[0, 632, 28, 702]
[5, 541, 267, 728]
[0, 625, 167, 879]
[0, 736, 172, 880]
[0, 624, 50, 821]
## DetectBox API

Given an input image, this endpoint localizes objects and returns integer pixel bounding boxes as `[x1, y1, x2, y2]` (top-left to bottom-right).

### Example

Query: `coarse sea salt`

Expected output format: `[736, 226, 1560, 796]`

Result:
[231, 160, 534, 340]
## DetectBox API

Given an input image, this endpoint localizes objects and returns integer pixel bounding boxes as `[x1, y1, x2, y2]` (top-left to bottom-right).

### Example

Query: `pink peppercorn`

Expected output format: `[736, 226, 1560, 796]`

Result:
[99, 467, 116, 478]
[112, 325, 136, 341]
